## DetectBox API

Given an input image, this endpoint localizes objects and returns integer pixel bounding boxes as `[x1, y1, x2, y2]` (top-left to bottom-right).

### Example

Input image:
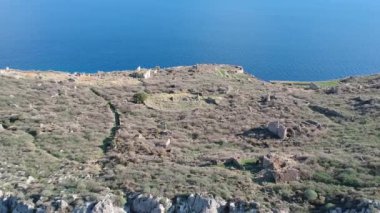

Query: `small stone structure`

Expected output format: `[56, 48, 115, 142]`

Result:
[267, 121, 288, 140]
[130, 69, 151, 79]
[262, 154, 300, 183]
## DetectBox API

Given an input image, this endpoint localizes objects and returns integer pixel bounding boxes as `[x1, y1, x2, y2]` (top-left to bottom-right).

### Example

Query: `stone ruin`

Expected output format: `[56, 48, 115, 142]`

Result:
[130, 69, 151, 79]
[261, 153, 300, 183]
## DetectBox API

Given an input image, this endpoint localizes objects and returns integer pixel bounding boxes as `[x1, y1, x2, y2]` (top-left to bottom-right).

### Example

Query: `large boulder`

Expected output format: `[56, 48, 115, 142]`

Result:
[130, 194, 168, 213]
[267, 121, 288, 140]
[169, 194, 226, 213]
[92, 197, 125, 213]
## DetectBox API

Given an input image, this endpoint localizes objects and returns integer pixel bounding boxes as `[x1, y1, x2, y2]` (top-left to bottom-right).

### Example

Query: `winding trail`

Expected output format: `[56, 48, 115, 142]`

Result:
[90, 88, 121, 153]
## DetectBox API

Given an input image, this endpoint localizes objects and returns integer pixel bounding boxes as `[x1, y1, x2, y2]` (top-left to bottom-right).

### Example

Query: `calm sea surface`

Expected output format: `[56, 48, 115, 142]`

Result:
[0, 0, 379, 81]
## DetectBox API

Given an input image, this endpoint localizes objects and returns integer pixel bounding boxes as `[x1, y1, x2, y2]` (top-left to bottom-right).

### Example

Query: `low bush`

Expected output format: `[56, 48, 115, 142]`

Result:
[335, 169, 361, 187]
[313, 171, 336, 184]
[304, 189, 318, 201]
[133, 92, 148, 104]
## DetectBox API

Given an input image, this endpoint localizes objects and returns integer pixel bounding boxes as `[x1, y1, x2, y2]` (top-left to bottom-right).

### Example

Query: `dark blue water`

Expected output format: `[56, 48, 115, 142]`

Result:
[0, 0, 380, 81]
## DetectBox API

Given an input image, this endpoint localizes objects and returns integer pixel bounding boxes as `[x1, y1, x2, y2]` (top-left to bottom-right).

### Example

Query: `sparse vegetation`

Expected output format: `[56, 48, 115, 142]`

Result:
[0, 65, 379, 211]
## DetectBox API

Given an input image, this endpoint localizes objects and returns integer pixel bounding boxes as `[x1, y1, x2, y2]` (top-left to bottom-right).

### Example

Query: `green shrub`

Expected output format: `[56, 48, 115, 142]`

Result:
[336, 169, 360, 187]
[313, 171, 336, 184]
[304, 189, 318, 201]
[324, 203, 336, 210]
[133, 92, 148, 104]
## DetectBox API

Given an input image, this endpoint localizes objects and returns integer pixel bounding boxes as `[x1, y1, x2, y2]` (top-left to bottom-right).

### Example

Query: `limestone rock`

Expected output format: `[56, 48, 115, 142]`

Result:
[228, 201, 259, 213]
[267, 121, 288, 140]
[0, 124, 4, 131]
[131, 194, 167, 213]
[170, 194, 226, 213]
[92, 197, 125, 213]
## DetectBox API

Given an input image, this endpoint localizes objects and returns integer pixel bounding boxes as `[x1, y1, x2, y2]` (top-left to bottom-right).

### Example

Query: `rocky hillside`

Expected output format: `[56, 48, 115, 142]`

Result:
[0, 65, 379, 212]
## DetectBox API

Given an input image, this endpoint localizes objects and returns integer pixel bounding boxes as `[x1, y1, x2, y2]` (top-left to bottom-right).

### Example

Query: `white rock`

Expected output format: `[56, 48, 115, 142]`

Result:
[92, 197, 125, 213]
[143, 70, 151, 79]
[267, 121, 288, 140]
[171, 194, 226, 213]
[165, 139, 171, 149]
[26, 176, 35, 185]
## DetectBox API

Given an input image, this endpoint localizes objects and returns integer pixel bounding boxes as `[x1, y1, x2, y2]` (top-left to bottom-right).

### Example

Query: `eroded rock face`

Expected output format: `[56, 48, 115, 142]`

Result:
[267, 121, 288, 140]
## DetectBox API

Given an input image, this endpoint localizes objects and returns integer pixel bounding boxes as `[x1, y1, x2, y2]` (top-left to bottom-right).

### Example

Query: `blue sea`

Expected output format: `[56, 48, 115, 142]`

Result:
[0, 0, 379, 81]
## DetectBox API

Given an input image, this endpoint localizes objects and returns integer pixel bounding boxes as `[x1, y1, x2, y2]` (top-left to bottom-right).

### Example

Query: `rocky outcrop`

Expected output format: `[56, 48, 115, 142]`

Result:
[0, 192, 35, 213]
[169, 194, 227, 213]
[92, 197, 125, 213]
[129, 194, 168, 213]
[0, 192, 126, 213]
[2, 190, 380, 213]
[326, 199, 380, 213]
[227, 201, 260, 213]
